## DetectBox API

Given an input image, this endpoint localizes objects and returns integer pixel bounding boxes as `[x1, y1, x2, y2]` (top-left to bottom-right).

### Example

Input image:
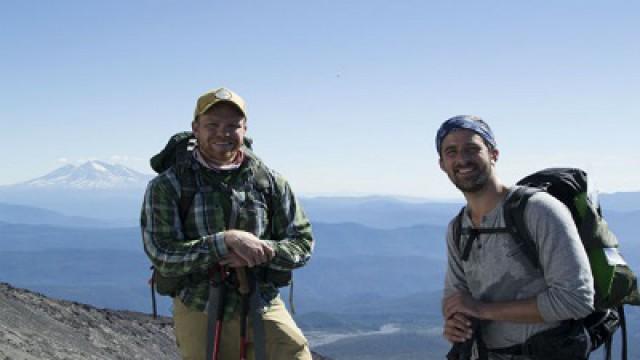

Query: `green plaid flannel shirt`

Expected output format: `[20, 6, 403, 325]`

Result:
[141, 153, 313, 317]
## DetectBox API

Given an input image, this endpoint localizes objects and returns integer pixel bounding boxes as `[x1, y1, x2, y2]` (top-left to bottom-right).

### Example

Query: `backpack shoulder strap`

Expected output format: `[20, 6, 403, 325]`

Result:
[453, 207, 465, 253]
[148, 131, 199, 224]
[177, 164, 198, 225]
[503, 186, 541, 269]
[453, 207, 473, 261]
[170, 139, 198, 226]
[243, 148, 275, 206]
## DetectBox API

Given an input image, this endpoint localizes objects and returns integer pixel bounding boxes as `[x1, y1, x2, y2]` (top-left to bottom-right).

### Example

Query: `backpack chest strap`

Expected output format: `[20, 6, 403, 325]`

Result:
[460, 227, 512, 261]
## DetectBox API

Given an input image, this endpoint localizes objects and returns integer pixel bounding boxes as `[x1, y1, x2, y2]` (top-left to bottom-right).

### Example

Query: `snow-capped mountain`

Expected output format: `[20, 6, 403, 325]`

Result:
[10, 161, 152, 190]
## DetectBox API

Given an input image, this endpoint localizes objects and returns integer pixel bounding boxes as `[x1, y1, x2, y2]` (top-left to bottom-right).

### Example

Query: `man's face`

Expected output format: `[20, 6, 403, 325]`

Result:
[439, 129, 498, 194]
[192, 102, 246, 166]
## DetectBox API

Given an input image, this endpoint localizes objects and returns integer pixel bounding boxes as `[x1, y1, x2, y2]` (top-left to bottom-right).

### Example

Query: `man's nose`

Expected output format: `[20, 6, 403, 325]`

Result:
[215, 126, 228, 137]
[455, 152, 472, 165]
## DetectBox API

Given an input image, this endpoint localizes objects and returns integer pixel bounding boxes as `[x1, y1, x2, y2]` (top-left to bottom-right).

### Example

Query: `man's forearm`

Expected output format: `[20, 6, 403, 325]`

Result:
[444, 292, 545, 324]
[479, 297, 545, 323]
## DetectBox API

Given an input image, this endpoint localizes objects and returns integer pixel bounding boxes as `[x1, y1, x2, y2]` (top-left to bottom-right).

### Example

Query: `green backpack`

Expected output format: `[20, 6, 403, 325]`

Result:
[147, 132, 293, 316]
[453, 167, 640, 359]
[512, 168, 640, 310]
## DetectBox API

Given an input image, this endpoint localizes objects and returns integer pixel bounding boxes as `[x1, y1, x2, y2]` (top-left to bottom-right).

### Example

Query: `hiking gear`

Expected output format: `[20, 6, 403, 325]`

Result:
[237, 268, 250, 360]
[147, 133, 198, 317]
[236, 267, 267, 360]
[206, 265, 227, 360]
[516, 169, 640, 309]
[173, 297, 311, 360]
[150, 266, 158, 319]
[146, 132, 301, 316]
[585, 308, 622, 360]
[446, 319, 483, 360]
[249, 271, 267, 360]
[148, 131, 198, 301]
[451, 167, 640, 360]
[195, 87, 247, 121]
[489, 319, 591, 360]
[436, 115, 496, 154]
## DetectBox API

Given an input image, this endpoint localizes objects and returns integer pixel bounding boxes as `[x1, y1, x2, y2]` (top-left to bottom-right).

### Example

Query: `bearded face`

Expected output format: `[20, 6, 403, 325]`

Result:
[439, 129, 498, 194]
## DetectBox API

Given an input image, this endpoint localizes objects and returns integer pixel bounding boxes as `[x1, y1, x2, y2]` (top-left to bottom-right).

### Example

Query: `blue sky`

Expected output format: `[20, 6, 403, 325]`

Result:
[1, 1, 638, 199]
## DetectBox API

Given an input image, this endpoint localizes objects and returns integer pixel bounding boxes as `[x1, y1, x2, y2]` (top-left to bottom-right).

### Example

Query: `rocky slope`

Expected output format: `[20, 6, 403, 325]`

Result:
[0, 282, 330, 360]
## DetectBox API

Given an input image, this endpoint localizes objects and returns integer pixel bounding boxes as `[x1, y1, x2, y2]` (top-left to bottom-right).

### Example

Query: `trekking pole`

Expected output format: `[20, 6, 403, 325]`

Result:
[620, 306, 627, 360]
[446, 318, 482, 360]
[149, 267, 158, 319]
[446, 338, 473, 360]
[206, 265, 227, 360]
[237, 267, 251, 360]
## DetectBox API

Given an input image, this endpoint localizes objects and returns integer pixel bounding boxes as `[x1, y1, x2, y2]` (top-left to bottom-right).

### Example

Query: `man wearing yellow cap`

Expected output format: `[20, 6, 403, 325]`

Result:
[142, 87, 314, 359]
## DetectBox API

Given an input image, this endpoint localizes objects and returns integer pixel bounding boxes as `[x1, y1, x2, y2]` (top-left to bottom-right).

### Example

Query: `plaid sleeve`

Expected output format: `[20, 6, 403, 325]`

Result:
[141, 172, 228, 277]
[262, 173, 314, 271]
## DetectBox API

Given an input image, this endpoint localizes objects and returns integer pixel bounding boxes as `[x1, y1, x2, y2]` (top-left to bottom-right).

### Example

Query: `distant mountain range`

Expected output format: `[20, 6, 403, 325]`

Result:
[1, 162, 640, 224]
[301, 196, 462, 229]
[0, 202, 114, 228]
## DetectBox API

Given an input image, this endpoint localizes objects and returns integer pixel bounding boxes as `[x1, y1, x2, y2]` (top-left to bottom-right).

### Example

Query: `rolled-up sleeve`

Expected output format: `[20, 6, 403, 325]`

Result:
[527, 193, 595, 321]
[261, 173, 314, 271]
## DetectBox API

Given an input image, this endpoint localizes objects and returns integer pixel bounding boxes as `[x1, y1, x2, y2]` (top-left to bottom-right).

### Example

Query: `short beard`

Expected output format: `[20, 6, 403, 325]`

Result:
[450, 166, 491, 194]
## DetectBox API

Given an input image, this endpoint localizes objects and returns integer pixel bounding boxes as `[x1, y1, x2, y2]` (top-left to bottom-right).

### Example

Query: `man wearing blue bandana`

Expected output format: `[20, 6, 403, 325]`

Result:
[436, 115, 594, 359]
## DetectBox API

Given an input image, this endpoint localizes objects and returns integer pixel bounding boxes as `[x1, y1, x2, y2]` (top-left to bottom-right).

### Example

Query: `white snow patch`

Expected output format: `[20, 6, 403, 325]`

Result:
[90, 162, 108, 172]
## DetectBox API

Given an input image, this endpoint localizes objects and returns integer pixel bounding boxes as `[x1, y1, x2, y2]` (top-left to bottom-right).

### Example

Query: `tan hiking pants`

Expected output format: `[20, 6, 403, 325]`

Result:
[173, 297, 311, 360]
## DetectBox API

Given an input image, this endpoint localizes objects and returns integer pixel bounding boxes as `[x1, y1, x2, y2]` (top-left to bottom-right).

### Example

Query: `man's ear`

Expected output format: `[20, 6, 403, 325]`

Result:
[191, 120, 198, 134]
[490, 148, 499, 164]
[439, 158, 445, 172]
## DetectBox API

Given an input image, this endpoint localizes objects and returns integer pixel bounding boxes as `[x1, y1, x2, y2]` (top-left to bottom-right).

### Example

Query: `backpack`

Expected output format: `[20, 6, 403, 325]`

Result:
[452, 168, 640, 360]
[147, 132, 293, 317]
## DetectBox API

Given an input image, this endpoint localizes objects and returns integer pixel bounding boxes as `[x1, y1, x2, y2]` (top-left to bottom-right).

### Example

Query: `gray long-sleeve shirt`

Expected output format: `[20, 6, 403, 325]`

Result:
[444, 186, 594, 359]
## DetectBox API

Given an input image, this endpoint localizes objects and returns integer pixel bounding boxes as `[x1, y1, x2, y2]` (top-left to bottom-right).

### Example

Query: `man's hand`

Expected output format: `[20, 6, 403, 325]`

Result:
[443, 313, 473, 343]
[219, 251, 248, 268]
[443, 292, 484, 320]
[444, 291, 544, 324]
[223, 230, 275, 267]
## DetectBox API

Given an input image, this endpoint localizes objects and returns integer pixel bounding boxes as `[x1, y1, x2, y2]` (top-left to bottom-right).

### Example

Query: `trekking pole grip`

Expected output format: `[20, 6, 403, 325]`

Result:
[237, 267, 250, 295]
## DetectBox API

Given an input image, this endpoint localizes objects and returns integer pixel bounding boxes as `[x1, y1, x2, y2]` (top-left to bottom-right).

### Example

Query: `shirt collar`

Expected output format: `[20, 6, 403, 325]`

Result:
[193, 148, 244, 171]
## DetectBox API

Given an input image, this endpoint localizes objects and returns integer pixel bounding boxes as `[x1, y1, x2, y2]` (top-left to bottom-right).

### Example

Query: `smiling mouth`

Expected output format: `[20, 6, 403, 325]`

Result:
[455, 166, 476, 175]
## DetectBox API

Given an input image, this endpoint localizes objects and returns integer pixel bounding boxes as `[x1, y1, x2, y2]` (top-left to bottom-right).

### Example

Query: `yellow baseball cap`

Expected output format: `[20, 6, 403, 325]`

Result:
[194, 87, 247, 121]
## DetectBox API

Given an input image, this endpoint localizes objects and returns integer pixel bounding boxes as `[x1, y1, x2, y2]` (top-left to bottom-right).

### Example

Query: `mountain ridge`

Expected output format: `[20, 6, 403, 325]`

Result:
[0, 281, 178, 360]
[0, 202, 115, 228]
[0, 282, 331, 360]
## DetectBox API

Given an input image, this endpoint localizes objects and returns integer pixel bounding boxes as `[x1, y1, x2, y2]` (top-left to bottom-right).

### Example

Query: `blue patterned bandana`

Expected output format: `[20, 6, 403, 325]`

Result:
[436, 115, 496, 155]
